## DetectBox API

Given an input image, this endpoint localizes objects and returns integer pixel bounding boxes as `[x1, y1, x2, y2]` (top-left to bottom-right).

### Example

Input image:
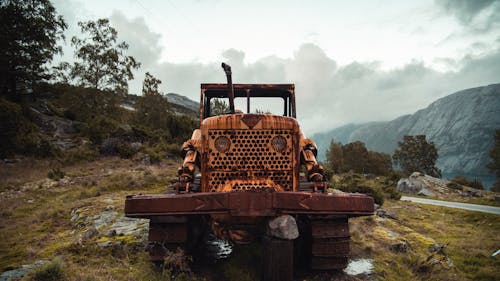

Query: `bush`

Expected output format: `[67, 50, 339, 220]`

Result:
[82, 116, 122, 144]
[491, 181, 500, 193]
[47, 168, 65, 181]
[337, 174, 384, 205]
[62, 145, 99, 164]
[381, 184, 402, 200]
[31, 258, 65, 281]
[451, 175, 484, 190]
[339, 184, 385, 205]
[0, 97, 35, 157]
[116, 142, 135, 158]
[447, 182, 463, 191]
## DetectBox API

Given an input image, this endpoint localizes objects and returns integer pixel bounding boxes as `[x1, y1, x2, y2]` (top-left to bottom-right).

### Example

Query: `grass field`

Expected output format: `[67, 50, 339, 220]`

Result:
[0, 157, 498, 281]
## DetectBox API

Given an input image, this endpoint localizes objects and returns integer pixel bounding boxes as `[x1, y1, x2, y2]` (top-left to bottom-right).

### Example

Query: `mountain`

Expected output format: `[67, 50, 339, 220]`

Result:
[312, 83, 500, 177]
[166, 93, 199, 117]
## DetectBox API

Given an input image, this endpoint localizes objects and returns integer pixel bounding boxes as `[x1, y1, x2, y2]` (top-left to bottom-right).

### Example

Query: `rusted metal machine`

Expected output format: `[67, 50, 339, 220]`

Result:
[125, 63, 374, 279]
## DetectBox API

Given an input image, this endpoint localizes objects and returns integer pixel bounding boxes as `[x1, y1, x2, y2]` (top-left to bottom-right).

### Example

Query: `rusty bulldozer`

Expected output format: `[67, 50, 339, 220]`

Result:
[125, 63, 374, 280]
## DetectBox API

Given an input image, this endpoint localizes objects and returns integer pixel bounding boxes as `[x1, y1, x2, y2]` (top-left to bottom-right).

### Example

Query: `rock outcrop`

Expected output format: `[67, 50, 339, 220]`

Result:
[396, 172, 450, 196]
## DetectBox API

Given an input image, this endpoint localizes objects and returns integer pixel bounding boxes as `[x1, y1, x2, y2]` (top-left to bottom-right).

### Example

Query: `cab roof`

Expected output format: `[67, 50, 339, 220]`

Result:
[201, 83, 295, 98]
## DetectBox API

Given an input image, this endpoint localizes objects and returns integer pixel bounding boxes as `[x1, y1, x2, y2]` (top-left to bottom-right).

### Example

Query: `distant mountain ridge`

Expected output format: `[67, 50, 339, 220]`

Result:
[165, 93, 199, 118]
[312, 83, 500, 176]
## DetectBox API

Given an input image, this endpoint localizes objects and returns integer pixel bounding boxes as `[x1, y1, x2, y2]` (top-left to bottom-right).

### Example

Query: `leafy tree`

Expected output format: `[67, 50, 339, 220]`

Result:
[326, 140, 343, 173]
[63, 18, 140, 95]
[135, 72, 170, 131]
[0, 0, 67, 99]
[366, 151, 392, 176]
[392, 135, 441, 177]
[325, 140, 392, 176]
[210, 98, 229, 116]
[342, 141, 369, 173]
[488, 129, 500, 192]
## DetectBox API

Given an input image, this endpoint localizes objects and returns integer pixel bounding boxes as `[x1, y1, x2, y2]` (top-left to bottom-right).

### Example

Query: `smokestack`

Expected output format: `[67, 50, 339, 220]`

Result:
[221, 62, 235, 114]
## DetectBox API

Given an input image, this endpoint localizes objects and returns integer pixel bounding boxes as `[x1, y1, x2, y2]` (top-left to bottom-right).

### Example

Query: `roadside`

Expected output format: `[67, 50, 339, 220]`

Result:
[401, 196, 500, 215]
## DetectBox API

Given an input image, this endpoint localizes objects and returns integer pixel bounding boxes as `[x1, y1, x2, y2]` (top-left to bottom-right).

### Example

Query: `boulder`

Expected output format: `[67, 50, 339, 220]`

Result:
[0, 260, 48, 281]
[266, 215, 299, 240]
[397, 172, 437, 196]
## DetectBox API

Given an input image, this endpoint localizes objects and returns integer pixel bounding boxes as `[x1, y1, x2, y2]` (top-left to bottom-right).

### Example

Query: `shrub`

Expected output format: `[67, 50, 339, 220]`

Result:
[447, 182, 463, 191]
[83, 116, 122, 144]
[339, 184, 385, 205]
[62, 145, 99, 164]
[47, 168, 65, 181]
[31, 258, 65, 281]
[0, 98, 34, 157]
[116, 142, 135, 158]
[381, 184, 402, 200]
[451, 175, 484, 190]
[491, 181, 500, 193]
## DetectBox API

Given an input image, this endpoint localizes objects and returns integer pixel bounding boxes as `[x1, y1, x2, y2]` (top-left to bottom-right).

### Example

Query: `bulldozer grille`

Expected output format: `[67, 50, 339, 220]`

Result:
[207, 129, 294, 191]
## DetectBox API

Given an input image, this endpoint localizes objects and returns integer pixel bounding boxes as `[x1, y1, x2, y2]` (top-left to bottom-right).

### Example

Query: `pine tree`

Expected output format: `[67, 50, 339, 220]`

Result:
[0, 0, 66, 98]
[135, 72, 170, 131]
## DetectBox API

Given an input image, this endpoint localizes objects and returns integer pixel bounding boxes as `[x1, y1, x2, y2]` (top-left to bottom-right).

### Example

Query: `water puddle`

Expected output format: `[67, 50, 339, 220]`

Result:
[344, 258, 374, 276]
[204, 233, 232, 261]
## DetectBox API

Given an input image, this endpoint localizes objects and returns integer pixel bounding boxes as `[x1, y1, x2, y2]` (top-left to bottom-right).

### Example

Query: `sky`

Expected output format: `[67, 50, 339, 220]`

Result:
[52, 0, 500, 135]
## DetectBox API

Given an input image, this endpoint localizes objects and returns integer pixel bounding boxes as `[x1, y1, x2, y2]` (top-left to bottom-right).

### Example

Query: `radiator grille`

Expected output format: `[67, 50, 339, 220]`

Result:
[207, 129, 294, 191]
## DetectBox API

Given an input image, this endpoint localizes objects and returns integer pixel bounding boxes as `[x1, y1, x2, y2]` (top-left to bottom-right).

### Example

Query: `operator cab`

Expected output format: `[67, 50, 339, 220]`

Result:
[200, 84, 296, 120]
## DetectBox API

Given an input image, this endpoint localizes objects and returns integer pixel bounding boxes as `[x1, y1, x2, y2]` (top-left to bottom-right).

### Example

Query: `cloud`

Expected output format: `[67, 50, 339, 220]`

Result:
[435, 0, 500, 31]
[109, 11, 163, 67]
[50, 2, 500, 135]
[144, 43, 499, 135]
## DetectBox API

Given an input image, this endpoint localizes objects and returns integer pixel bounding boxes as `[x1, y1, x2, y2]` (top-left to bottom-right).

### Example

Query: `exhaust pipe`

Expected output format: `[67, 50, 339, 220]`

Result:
[221, 62, 235, 114]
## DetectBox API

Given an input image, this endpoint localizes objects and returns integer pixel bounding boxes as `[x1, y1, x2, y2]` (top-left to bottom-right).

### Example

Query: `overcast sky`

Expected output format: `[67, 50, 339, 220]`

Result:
[52, 0, 500, 135]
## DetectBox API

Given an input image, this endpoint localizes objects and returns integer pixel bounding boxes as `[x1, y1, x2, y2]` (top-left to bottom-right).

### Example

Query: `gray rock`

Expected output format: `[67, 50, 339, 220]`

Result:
[109, 217, 148, 238]
[418, 188, 435, 196]
[462, 189, 483, 197]
[141, 154, 151, 165]
[397, 173, 436, 196]
[82, 227, 99, 239]
[0, 269, 26, 281]
[429, 243, 446, 255]
[266, 215, 299, 240]
[0, 260, 48, 281]
[97, 241, 113, 247]
[130, 142, 143, 152]
[376, 209, 398, 220]
[391, 240, 410, 253]
[93, 211, 118, 230]
[104, 229, 117, 237]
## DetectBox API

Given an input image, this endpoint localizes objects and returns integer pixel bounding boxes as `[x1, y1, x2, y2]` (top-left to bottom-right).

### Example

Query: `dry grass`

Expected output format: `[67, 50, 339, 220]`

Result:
[350, 200, 500, 281]
[1, 159, 498, 281]
[0, 157, 180, 280]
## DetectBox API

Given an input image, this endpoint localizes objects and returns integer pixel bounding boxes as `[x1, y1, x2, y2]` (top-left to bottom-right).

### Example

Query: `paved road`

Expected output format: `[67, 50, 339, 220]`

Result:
[401, 196, 500, 215]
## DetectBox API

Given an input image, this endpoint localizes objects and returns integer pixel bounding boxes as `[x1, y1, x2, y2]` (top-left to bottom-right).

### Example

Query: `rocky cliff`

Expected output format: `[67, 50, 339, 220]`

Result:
[313, 83, 500, 176]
